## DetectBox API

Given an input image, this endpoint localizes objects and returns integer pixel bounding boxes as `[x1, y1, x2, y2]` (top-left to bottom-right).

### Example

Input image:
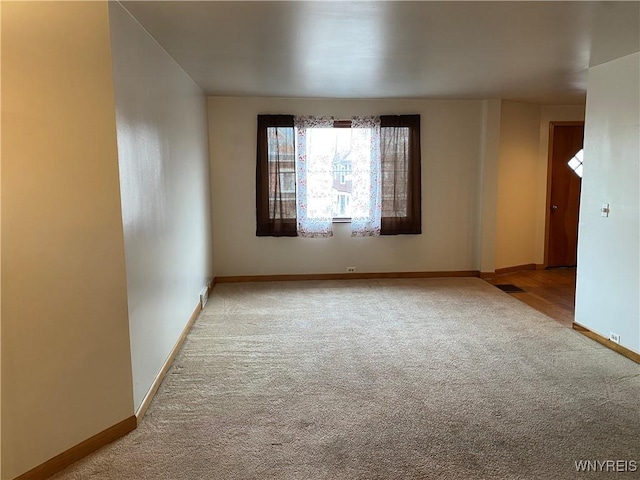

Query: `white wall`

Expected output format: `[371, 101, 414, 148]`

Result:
[1, 2, 134, 478]
[208, 97, 484, 276]
[477, 99, 502, 274]
[495, 101, 542, 270]
[575, 52, 640, 354]
[109, 3, 214, 410]
[478, 102, 585, 273]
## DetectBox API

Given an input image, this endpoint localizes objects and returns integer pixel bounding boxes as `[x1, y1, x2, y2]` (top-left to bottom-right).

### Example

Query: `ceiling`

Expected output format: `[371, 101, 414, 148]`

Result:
[121, 1, 640, 104]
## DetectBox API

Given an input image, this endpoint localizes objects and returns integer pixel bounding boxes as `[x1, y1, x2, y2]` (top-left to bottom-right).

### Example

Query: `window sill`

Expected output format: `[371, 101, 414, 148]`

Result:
[332, 217, 351, 224]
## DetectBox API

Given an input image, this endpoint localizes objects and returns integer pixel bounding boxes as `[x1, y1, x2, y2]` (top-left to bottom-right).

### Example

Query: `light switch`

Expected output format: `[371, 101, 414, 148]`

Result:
[600, 203, 610, 217]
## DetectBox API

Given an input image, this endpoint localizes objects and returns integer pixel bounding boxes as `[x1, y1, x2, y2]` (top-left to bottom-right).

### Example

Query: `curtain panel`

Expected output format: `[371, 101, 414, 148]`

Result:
[256, 114, 297, 236]
[294, 116, 335, 237]
[350, 116, 382, 236]
[380, 115, 422, 235]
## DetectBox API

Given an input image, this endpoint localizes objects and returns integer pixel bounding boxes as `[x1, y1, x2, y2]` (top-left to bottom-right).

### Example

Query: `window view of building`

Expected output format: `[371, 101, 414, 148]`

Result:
[380, 126, 410, 218]
[263, 124, 368, 229]
[330, 129, 355, 218]
[266, 127, 297, 222]
[258, 114, 421, 236]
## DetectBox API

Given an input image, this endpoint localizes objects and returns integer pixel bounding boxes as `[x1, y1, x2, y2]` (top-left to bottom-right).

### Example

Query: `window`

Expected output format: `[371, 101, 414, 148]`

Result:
[256, 114, 421, 236]
[380, 115, 422, 235]
[568, 149, 584, 178]
[335, 193, 351, 217]
[303, 126, 359, 220]
[256, 115, 296, 236]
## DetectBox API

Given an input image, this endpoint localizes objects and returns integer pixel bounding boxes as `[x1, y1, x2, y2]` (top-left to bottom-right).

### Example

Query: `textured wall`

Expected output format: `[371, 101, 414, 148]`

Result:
[109, 2, 214, 410]
[477, 99, 502, 274]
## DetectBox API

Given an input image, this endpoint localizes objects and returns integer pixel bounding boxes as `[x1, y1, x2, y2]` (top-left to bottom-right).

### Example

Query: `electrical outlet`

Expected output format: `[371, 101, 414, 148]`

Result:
[347, 266, 356, 273]
[609, 332, 620, 344]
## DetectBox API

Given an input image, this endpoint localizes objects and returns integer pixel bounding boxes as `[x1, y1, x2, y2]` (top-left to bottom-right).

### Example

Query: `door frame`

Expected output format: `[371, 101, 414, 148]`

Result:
[543, 121, 585, 268]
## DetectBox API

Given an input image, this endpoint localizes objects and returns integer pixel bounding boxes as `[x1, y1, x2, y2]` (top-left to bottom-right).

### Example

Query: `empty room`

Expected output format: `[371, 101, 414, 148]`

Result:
[1, 1, 639, 479]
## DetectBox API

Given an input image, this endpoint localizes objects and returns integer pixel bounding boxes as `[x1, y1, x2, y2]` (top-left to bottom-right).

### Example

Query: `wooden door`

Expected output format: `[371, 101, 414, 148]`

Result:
[546, 123, 584, 267]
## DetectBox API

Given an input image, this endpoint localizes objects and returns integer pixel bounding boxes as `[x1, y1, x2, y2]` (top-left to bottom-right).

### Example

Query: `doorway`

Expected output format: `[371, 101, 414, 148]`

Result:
[545, 122, 584, 267]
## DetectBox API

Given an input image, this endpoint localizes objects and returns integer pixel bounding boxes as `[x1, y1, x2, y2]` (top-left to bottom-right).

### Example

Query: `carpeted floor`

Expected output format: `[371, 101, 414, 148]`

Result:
[51, 278, 640, 479]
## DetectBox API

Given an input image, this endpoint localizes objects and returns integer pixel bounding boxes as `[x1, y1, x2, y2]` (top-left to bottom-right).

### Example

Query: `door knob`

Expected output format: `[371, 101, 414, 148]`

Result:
[551, 205, 559, 211]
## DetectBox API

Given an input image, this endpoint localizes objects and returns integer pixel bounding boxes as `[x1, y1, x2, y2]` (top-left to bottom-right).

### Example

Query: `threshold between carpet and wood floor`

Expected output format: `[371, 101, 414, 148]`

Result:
[49, 277, 639, 480]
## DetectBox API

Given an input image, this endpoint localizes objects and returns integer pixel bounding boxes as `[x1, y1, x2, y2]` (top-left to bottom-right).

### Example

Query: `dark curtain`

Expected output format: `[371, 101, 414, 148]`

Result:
[256, 115, 297, 236]
[380, 115, 422, 235]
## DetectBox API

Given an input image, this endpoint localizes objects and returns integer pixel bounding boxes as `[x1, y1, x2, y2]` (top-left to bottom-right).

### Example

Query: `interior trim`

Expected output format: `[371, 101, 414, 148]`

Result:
[544, 121, 585, 268]
[14, 416, 137, 480]
[573, 322, 640, 364]
[214, 270, 480, 283]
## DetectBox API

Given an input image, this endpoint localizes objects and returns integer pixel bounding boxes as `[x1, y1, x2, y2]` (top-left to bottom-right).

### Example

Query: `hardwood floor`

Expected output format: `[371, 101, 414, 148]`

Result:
[484, 268, 576, 327]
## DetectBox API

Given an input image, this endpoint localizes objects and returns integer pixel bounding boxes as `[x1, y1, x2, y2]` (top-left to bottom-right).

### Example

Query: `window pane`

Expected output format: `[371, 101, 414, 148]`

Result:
[256, 114, 296, 236]
[267, 127, 296, 219]
[568, 157, 581, 170]
[378, 115, 422, 235]
[303, 127, 373, 219]
[568, 148, 584, 179]
[381, 126, 409, 218]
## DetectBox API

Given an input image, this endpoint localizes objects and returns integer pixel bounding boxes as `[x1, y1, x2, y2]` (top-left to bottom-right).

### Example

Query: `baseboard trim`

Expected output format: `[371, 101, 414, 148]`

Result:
[494, 263, 537, 275]
[214, 270, 480, 283]
[14, 416, 137, 480]
[14, 289, 210, 480]
[535, 264, 546, 270]
[573, 322, 640, 364]
[135, 297, 204, 423]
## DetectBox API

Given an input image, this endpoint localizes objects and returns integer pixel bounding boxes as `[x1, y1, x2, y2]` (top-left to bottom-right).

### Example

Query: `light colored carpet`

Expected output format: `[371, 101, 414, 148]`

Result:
[52, 278, 640, 479]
